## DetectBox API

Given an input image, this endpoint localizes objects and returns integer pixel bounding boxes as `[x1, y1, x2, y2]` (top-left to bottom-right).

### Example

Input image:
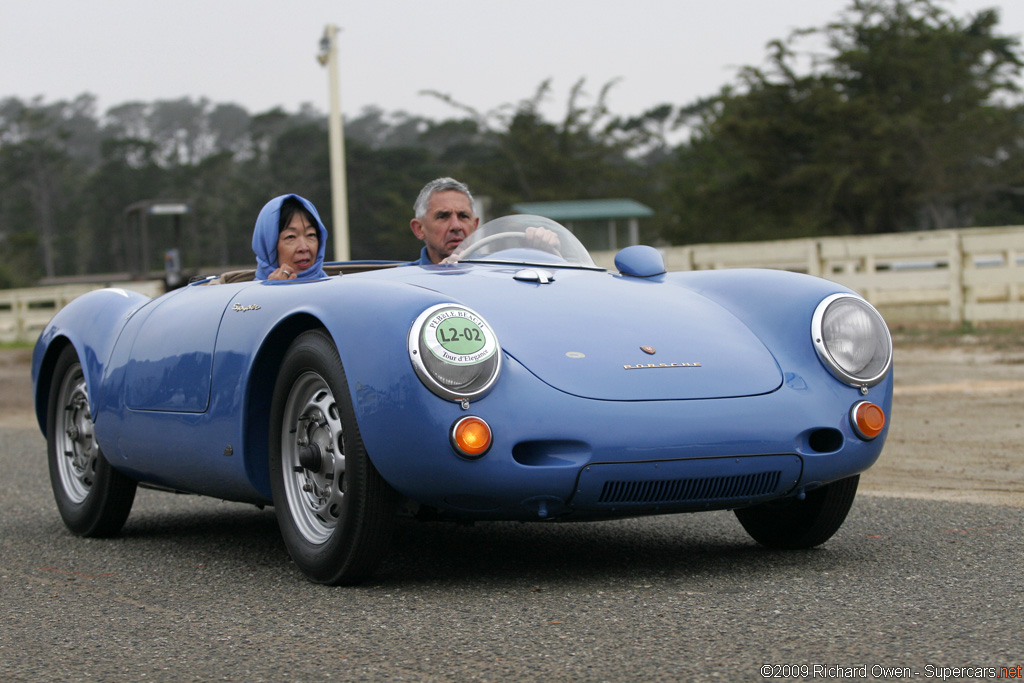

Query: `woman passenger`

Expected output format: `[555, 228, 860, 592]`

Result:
[252, 194, 328, 281]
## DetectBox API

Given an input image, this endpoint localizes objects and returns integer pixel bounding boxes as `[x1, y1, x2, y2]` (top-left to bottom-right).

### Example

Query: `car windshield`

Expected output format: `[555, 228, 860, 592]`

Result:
[448, 214, 598, 268]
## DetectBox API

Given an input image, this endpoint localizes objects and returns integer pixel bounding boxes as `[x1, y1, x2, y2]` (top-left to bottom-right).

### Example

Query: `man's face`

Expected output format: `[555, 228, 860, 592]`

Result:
[410, 190, 479, 263]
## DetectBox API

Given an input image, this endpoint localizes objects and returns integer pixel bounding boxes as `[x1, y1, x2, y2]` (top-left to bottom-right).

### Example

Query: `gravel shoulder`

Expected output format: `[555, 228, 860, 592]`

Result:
[0, 346, 35, 430]
[5, 329, 1022, 507]
[860, 337, 1024, 507]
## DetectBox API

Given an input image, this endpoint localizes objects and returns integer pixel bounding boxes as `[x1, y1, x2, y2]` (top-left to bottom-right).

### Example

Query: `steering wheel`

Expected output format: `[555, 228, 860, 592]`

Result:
[456, 231, 526, 259]
[456, 230, 562, 260]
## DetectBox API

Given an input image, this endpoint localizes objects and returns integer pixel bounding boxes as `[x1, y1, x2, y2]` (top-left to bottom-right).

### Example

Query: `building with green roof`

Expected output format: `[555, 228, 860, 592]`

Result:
[510, 199, 653, 252]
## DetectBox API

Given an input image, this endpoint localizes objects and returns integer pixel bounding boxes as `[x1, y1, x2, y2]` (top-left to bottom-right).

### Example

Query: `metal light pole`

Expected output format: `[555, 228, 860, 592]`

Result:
[318, 25, 350, 262]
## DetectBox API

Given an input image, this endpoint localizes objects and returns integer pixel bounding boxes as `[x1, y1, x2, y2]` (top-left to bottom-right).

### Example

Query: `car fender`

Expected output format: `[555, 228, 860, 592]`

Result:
[663, 268, 862, 371]
[225, 277, 458, 499]
[664, 267, 894, 445]
[32, 287, 153, 435]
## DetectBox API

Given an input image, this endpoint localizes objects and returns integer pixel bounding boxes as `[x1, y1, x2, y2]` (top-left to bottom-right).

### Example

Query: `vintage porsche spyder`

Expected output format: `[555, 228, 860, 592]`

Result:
[31, 215, 892, 584]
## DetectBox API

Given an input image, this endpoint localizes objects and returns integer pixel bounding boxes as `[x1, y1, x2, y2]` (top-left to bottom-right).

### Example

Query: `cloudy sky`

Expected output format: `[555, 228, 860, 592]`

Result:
[3, 0, 1022, 122]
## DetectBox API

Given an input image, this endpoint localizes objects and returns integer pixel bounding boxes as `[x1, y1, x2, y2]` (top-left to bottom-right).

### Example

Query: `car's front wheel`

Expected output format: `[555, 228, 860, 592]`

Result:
[47, 345, 137, 536]
[269, 329, 399, 584]
[735, 475, 859, 549]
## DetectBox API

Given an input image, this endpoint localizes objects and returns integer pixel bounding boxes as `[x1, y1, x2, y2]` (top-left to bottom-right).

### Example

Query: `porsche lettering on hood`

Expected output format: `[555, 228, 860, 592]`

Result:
[624, 362, 702, 369]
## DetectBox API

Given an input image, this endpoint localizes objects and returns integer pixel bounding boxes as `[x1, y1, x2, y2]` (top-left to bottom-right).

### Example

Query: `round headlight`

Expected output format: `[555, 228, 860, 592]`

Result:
[811, 293, 892, 387]
[408, 304, 501, 401]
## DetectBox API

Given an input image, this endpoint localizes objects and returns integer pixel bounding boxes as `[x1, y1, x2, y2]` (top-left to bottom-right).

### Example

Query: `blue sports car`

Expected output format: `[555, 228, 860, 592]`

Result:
[31, 215, 893, 584]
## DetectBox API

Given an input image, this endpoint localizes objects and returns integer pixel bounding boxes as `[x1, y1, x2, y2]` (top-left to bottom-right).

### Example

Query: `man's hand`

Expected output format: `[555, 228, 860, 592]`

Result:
[524, 226, 561, 254]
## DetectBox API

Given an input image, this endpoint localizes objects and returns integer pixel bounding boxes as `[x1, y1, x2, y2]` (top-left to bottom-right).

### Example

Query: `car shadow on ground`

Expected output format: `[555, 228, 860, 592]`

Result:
[29, 489, 868, 587]
[376, 513, 857, 587]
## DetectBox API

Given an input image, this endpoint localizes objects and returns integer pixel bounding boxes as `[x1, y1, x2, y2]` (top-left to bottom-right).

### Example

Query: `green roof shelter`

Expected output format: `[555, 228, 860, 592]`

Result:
[510, 199, 654, 252]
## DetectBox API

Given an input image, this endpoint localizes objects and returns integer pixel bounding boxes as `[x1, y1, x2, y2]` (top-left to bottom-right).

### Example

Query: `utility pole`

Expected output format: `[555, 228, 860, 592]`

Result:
[318, 24, 350, 261]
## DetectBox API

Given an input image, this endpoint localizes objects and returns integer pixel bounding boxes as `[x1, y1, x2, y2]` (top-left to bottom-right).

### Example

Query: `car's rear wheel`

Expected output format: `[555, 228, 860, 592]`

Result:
[735, 475, 859, 549]
[269, 329, 399, 585]
[47, 346, 137, 536]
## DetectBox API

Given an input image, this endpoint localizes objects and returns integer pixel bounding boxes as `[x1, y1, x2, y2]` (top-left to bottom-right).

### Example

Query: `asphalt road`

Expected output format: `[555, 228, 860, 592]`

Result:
[2, 424, 1022, 682]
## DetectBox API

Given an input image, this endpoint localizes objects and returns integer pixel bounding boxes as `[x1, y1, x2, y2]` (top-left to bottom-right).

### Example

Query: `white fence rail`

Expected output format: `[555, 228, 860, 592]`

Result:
[4, 225, 1024, 343]
[0, 282, 163, 344]
[593, 224, 1024, 324]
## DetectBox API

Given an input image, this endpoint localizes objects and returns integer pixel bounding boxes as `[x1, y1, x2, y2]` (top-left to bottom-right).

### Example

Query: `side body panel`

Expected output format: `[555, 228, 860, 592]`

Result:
[89, 276, 443, 503]
[93, 280, 264, 501]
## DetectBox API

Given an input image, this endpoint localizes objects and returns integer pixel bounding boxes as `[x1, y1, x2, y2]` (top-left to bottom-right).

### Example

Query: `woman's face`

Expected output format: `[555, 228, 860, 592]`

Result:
[277, 211, 319, 273]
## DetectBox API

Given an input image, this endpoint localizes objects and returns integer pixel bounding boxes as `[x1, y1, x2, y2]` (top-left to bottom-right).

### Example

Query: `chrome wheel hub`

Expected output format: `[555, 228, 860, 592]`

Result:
[281, 371, 346, 545]
[55, 365, 97, 504]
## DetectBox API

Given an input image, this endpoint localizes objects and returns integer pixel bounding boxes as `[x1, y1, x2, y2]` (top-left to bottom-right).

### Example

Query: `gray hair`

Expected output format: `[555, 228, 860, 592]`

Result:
[413, 177, 474, 218]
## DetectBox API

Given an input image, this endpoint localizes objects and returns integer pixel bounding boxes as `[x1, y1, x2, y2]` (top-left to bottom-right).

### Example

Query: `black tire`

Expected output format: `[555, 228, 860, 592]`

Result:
[47, 346, 137, 537]
[269, 329, 399, 585]
[735, 475, 859, 549]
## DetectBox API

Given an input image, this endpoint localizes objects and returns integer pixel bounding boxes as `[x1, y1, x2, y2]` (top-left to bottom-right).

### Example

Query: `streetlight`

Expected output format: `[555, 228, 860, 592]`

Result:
[318, 25, 350, 262]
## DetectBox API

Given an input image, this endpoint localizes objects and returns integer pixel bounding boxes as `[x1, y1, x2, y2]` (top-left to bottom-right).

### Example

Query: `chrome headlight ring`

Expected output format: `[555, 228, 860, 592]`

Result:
[408, 303, 502, 402]
[811, 293, 892, 388]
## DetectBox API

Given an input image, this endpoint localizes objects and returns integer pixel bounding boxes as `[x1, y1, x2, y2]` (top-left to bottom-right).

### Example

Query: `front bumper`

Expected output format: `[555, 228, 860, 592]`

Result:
[355, 355, 890, 521]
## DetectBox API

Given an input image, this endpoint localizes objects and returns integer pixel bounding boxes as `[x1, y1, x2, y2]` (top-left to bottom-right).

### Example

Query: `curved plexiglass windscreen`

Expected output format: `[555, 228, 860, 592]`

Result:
[448, 214, 598, 268]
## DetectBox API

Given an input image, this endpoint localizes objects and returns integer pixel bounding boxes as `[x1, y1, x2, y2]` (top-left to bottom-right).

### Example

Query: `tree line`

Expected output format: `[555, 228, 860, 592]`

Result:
[1, 0, 1023, 287]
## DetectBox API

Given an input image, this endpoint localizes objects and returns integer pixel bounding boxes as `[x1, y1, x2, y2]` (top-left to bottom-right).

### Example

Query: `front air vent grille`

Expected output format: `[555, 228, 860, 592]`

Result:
[598, 470, 782, 505]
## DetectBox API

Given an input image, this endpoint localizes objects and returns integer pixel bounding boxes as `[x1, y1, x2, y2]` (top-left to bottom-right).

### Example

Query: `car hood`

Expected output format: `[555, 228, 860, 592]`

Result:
[406, 265, 783, 401]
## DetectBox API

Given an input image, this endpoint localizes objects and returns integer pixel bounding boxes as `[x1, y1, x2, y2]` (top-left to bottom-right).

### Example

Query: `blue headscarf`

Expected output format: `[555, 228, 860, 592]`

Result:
[252, 194, 329, 281]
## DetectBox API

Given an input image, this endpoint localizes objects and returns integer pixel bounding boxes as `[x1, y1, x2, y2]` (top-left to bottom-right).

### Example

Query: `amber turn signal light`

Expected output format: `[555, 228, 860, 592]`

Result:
[451, 416, 492, 458]
[850, 401, 885, 440]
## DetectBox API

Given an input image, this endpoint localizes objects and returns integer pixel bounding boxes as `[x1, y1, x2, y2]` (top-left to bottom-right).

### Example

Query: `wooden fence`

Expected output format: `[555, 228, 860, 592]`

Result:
[593, 224, 1024, 324]
[0, 281, 163, 344]
[4, 225, 1024, 343]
